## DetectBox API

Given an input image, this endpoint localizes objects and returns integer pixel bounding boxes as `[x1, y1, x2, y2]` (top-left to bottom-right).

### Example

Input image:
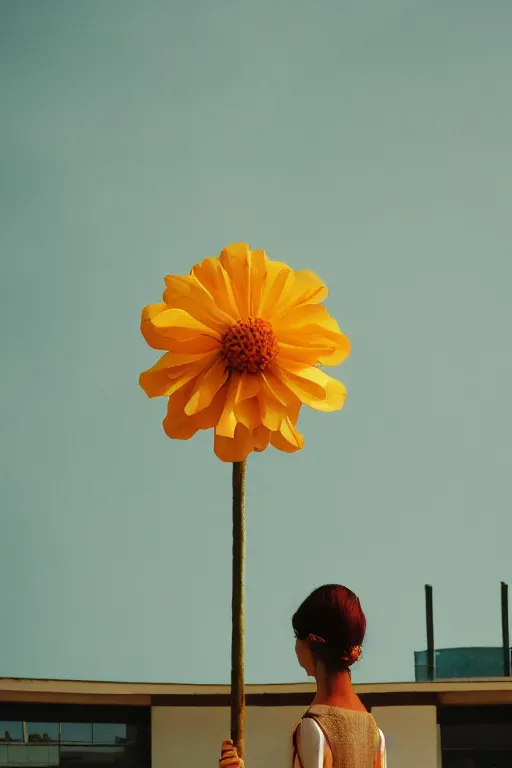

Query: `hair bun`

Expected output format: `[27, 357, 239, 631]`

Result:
[341, 645, 362, 665]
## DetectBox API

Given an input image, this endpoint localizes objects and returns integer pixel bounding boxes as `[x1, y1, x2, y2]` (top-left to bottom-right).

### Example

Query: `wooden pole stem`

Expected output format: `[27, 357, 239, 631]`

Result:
[231, 460, 246, 759]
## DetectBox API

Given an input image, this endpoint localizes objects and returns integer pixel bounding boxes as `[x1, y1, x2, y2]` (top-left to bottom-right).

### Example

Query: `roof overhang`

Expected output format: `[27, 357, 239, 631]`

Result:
[1, 678, 511, 708]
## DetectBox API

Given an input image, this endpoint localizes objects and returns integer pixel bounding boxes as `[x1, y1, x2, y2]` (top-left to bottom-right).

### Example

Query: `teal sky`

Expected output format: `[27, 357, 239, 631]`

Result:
[1, 0, 511, 685]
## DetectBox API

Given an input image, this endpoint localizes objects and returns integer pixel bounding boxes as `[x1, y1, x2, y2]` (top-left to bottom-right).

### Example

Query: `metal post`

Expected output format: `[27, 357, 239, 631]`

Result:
[425, 584, 435, 681]
[501, 582, 510, 676]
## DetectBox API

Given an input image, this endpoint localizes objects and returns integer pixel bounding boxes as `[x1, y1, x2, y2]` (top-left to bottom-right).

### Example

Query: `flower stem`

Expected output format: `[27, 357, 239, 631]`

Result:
[231, 460, 246, 759]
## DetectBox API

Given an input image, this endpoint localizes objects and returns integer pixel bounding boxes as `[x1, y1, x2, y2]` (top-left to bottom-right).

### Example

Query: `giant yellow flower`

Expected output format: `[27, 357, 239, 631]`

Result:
[140, 243, 350, 462]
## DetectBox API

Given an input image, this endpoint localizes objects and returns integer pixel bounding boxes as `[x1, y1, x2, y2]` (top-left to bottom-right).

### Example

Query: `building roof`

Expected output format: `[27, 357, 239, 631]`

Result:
[1, 677, 511, 708]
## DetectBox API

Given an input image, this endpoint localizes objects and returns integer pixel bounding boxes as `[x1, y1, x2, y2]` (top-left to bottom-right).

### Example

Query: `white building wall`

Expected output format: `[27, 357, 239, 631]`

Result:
[152, 705, 303, 768]
[152, 704, 441, 768]
[372, 705, 440, 768]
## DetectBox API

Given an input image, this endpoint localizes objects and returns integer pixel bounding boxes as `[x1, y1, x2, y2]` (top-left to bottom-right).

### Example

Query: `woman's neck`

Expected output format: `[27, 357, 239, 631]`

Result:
[311, 668, 366, 711]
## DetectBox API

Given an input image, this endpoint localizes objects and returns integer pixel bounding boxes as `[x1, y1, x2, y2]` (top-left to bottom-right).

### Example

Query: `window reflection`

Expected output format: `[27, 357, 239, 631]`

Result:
[92, 726, 127, 746]
[27, 724, 59, 743]
[443, 752, 512, 768]
[0, 708, 148, 768]
[60, 725, 92, 746]
[0, 725, 23, 743]
[441, 705, 512, 768]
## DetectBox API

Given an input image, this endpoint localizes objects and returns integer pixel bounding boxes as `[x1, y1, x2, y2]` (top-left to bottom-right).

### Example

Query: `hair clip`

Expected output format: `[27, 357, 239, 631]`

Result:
[307, 634, 327, 646]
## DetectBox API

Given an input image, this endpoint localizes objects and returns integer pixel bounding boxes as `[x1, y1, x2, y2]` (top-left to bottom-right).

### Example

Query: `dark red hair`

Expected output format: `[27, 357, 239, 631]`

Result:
[292, 584, 366, 674]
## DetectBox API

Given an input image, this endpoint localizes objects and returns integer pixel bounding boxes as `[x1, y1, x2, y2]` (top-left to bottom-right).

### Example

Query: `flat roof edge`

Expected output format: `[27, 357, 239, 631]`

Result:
[1, 677, 512, 697]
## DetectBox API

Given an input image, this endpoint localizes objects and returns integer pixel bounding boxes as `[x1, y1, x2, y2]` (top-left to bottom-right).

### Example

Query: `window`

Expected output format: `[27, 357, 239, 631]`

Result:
[443, 752, 512, 768]
[60, 725, 92, 745]
[0, 724, 23, 744]
[27, 724, 59, 743]
[92, 725, 127, 746]
[0, 707, 149, 768]
[440, 706, 512, 768]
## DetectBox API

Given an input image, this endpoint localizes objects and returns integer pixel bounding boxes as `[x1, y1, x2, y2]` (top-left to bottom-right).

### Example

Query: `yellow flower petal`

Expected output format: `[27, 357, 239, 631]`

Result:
[166, 336, 220, 355]
[257, 384, 286, 431]
[184, 359, 229, 416]
[261, 370, 300, 409]
[141, 303, 174, 351]
[139, 352, 216, 398]
[270, 418, 305, 453]
[163, 274, 233, 334]
[219, 243, 251, 320]
[275, 302, 328, 330]
[253, 425, 271, 452]
[162, 382, 197, 439]
[236, 372, 261, 403]
[152, 308, 221, 341]
[275, 304, 350, 366]
[215, 373, 241, 438]
[277, 343, 333, 367]
[147, 351, 213, 371]
[191, 257, 239, 321]
[275, 364, 346, 412]
[214, 424, 255, 462]
[248, 249, 268, 317]
[258, 395, 282, 431]
[258, 260, 294, 320]
[219, 243, 269, 320]
[270, 365, 326, 402]
[215, 371, 263, 437]
[164, 382, 226, 439]
[217, 245, 270, 320]
[311, 375, 347, 412]
[274, 269, 328, 315]
[235, 397, 261, 432]
[142, 303, 221, 353]
[258, 371, 301, 429]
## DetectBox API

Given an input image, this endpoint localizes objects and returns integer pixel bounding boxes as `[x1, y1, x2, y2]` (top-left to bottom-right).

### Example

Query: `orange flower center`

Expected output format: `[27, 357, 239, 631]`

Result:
[220, 317, 279, 375]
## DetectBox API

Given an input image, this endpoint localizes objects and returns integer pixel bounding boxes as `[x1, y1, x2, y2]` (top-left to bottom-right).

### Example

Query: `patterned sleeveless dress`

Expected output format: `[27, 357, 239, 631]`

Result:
[292, 705, 387, 768]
